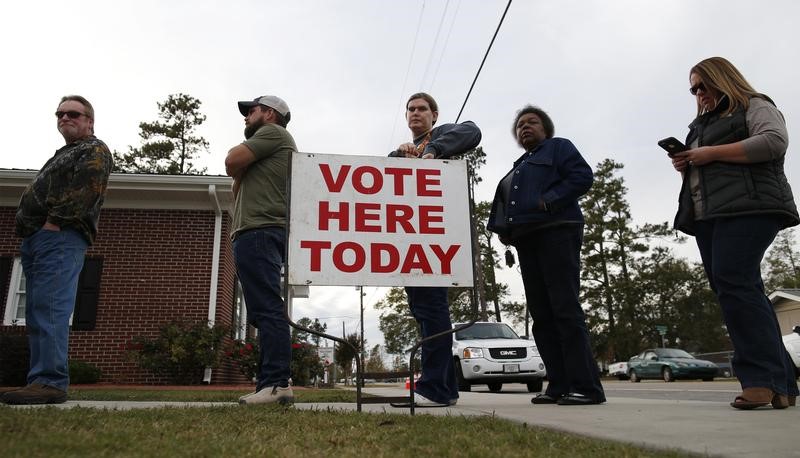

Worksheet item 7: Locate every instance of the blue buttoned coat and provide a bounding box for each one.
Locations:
[487,137,593,240]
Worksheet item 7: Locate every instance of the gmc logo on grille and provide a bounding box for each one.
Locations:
[500,350,517,356]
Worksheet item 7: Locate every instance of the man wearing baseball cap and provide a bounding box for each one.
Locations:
[225,94,296,405]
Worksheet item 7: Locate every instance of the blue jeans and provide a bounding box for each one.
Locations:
[20,228,88,391]
[405,286,459,403]
[515,224,605,400]
[695,216,799,396]
[233,227,291,390]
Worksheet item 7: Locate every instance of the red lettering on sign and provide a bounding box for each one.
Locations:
[352,166,383,195]
[319,164,351,192]
[371,243,400,273]
[417,169,442,197]
[418,205,444,234]
[300,240,331,271]
[332,242,365,273]
[385,204,415,233]
[384,167,413,195]
[354,203,382,232]
[318,201,349,231]
[430,244,460,274]
[401,244,433,274]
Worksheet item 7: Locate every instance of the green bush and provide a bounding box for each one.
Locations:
[68,360,102,384]
[226,338,324,386]
[226,337,258,380]
[127,320,229,384]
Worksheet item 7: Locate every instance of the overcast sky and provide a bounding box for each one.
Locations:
[3,0,799,353]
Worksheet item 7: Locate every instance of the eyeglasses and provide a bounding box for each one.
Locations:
[55,110,88,119]
[689,82,707,95]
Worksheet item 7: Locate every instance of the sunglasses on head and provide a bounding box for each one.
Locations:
[689,82,707,95]
[55,110,88,119]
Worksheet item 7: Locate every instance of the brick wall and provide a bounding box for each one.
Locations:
[0,206,251,385]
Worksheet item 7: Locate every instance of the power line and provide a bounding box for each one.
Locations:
[428,0,462,91]
[455,0,513,123]
[420,0,452,90]
[387,1,427,151]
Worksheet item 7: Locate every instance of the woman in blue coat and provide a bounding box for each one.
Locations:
[488,105,605,405]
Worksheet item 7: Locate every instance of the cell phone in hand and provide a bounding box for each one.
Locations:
[658,137,687,156]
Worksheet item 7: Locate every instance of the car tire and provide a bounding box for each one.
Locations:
[616,375,629,381]
[455,359,471,392]
[722,369,731,378]
[662,367,674,382]
[527,379,543,393]
[629,370,640,383]
[487,382,503,393]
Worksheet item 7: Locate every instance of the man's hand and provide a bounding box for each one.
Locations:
[396,142,419,158]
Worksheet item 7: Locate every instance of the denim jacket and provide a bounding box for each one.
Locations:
[487,137,593,239]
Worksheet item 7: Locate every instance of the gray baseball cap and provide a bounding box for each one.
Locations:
[237,95,291,123]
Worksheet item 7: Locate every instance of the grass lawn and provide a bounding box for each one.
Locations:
[0,387,692,458]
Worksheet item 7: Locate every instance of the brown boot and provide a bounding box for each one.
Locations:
[1,383,67,405]
[730,387,774,410]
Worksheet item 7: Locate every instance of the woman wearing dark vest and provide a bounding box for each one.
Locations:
[670,57,799,409]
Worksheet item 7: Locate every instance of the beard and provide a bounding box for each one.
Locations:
[244,119,265,139]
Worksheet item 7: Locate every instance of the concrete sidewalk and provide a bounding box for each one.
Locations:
[6,386,798,457]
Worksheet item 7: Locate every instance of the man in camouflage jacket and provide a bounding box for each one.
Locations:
[2,95,113,405]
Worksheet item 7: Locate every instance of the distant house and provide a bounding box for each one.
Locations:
[769,289,800,335]
[0,169,251,384]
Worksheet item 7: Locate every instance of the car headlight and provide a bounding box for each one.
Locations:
[528,346,539,357]
[462,347,484,359]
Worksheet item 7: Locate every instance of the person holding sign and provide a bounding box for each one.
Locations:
[487,105,605,406]
[389,92,481,407]
[225,95,296,405]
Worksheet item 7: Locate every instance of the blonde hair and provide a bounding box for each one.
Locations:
[690,57,769,117]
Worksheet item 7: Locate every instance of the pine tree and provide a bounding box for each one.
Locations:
[114,93,209,174]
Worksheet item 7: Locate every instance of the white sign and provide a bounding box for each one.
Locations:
[288,153,473,287]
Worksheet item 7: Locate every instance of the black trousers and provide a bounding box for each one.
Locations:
[515,224,604,400]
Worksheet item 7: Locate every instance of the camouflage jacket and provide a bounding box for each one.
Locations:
[16,135,113,244]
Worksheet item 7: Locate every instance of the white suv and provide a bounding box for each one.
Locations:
[452,322,546,393]
[784,325,800,377]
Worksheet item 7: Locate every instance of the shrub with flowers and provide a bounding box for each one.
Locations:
[227,337,259,380]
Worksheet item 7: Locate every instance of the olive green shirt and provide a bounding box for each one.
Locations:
[230,123,296,238]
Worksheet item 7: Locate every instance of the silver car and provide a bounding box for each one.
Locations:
[452,322,546,393]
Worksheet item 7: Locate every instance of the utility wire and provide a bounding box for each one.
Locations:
[429,0,462,91]
[420,0,451,90]
[387,1,427,151]
[455,0,513,123]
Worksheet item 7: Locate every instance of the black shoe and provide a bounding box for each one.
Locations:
[531,393,561,404]
[557,392,605,406]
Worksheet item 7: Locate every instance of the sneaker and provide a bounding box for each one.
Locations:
[238,390,257,403]
[239,385,294,405]
[1,383,67,405]
[390,393,450,408]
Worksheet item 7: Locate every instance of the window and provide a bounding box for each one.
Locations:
[3,258,26,325]
[232,281,248,340]
[3,257,103,329]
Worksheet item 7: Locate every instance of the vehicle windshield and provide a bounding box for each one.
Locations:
[656,349,694,359]
[455,323,519,340]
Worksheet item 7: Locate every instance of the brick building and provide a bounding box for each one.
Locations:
[0,169,252,384]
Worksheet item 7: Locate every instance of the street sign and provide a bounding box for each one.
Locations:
[655,325,667,335]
